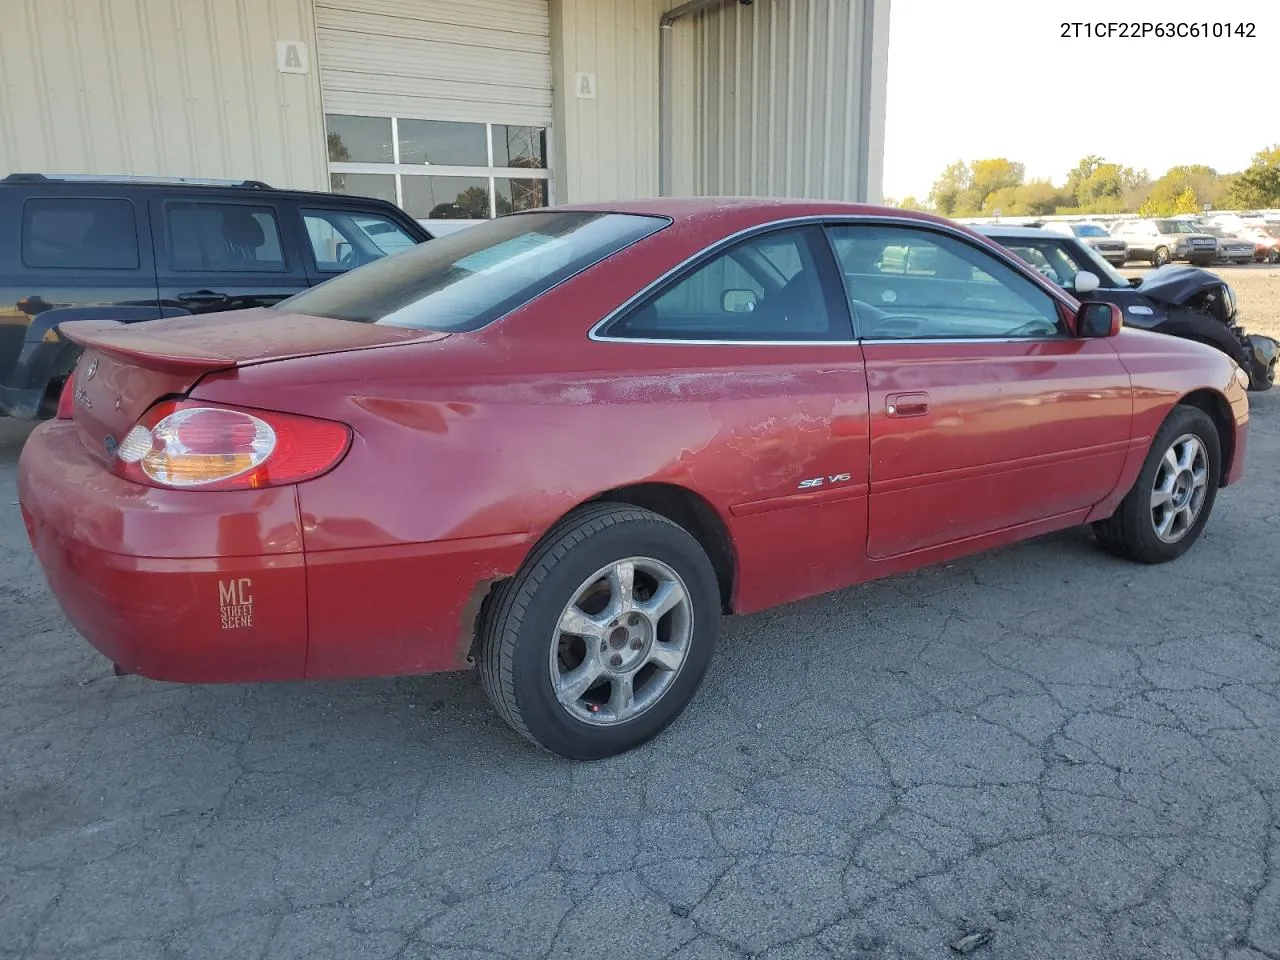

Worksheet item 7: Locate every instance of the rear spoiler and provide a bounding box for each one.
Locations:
[58,319,238,375]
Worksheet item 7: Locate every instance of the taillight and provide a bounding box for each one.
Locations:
[55,370,76,420]
[111,401,350,491]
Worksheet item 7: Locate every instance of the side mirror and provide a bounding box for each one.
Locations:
[1072,270,1100,295]
[722,289,759,314]
[1076,301,1122,338]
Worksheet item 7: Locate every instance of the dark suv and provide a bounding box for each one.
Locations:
[0,174,432,419]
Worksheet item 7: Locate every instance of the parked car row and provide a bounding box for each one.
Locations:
[970,213,1280,268]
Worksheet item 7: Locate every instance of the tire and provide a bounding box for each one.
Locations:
[477,503,720,760]
[1092,405,1221,564]
[1250,356,1276,392]
[1153,246,1171,267]
[1268,249,1279,264]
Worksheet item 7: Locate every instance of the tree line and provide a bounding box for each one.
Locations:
[888,145,1280,218]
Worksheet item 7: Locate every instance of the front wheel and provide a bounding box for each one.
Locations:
[1153,246,1171,267]
[1268,248,1280,264]
[477,504,720,760]
[1092,405,1221,564]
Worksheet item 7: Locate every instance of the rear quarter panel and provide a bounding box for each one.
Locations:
[194,333,871,617]
[190,212,877,617]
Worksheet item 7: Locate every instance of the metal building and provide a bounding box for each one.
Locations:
[0,0,890,228]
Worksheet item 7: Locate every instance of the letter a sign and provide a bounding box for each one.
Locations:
[277,40,309,74]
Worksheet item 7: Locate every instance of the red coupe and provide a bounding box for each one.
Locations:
[19,200,1250,759]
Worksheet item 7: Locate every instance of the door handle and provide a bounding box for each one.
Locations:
[886,392,930,417]
[177,290,229,305]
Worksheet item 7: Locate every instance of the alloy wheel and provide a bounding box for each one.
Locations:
[1150,434,1209,543]
[549,557,694,725]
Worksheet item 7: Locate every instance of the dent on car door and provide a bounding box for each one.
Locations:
[151,198,308,314]
[827,222,1134,560]
[600,224,869,611]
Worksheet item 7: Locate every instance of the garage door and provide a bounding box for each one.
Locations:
[316,0,552,221]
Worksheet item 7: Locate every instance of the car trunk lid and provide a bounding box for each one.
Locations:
[59,309,446,463]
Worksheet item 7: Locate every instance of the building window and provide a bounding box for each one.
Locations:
[325,113,551,221]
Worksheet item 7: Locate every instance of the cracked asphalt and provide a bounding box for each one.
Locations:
[2,388,1279,960]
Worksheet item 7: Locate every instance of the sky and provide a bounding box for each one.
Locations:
[882,0,1280,201]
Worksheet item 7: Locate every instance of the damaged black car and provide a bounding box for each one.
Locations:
[977,224,1277,391]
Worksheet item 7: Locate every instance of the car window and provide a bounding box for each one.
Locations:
[995,237,1127,289]
[165,202,286,272]
[1003,244,1060,282]
[1072,224,1108,237]
[21,198,140,270]
[828,224,1064,340]
[278,211,666,332]
[303,209,418,272]
[607,226,848,342]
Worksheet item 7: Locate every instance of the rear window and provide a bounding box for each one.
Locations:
[21,198,140,270]
[276,211,667,332]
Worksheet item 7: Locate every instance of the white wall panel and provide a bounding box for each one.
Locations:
[549,0,888,205]
[0,0,328,190]
[684,0,888,202]
[548,0,668,203]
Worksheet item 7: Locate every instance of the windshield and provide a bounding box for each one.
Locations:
[276,212,668,331]
[1071,224,1108,237]
[995,235,1129,290]
[1155,220,1198,234]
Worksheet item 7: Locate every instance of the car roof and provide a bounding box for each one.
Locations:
[0,172,385,205]
[972,224,1054,239]
[552,196,951,229]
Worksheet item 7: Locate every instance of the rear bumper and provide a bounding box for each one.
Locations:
[19,421,310,681]
[18,421,529,682]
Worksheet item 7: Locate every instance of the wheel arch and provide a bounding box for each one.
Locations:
[588,483,737,614]
[1176,388,1235,483]
[464,483,738,666]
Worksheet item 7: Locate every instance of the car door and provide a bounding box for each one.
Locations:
[596,223,870,610]
[150,195,308,315]
[1115,222,1143,259]
[827,221,1132,560]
